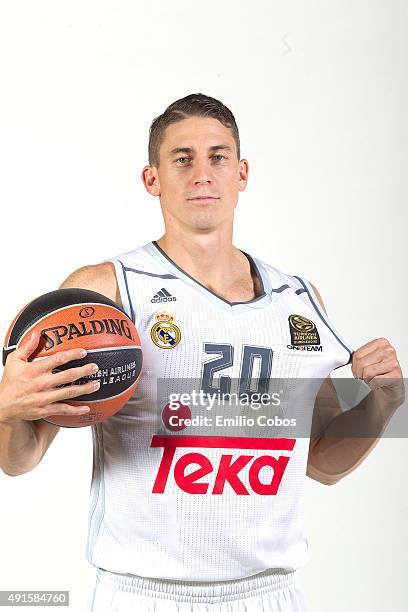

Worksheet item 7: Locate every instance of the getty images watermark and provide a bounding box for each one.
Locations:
[165,389,297,429]
[155,377,408,438]
[168,389,283,410]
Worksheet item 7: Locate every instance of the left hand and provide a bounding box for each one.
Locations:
[351,337,405,408]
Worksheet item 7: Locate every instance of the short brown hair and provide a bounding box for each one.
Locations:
[148,93,241,168]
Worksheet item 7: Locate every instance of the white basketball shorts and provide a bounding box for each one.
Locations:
[88,567,310,611]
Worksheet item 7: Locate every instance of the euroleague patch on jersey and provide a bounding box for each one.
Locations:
[288,314,321,350]
[150,310,181,349]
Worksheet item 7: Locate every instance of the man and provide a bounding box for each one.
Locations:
[0,93,404,611]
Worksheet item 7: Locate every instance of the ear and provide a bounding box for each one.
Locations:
[238,159,249,192]
[141,165,161,197]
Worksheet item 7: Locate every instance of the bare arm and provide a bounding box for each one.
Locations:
[0,261,120,476]
[306,282,404,485]
[306,373,385,485]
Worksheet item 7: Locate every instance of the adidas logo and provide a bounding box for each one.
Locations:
[151,288,177,303]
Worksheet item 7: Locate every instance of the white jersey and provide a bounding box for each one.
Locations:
[85,240,353,581]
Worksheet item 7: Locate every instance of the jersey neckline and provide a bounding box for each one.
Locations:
[147,240,270,308]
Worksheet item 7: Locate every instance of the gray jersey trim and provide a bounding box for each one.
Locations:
[119,262,178,323]
[118,261,135,323]
[124,266,178,280]
[89,569,101,612]
[104,259,134,323]
[86,425,100,563]
[293,275,353,366]
[271,284,290,293]
[87,424,106,564]
[149,240,268,307]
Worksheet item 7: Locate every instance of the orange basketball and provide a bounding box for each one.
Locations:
[2,288,143,427]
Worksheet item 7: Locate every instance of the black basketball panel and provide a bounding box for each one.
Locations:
[6,288,127,349]
[49,346,143,402]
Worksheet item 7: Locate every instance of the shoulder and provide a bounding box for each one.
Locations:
[58,261,122,307]
[308,281,327,314]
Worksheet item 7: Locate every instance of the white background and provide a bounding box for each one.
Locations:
[0,1,407,610]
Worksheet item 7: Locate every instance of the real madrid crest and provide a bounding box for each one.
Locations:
[150,310,181,349]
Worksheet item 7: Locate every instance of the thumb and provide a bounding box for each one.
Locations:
[13,329,42,362]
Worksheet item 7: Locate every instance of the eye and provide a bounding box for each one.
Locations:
[175,154,226,165]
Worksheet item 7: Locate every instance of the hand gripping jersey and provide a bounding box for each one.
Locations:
[86,241,353,581]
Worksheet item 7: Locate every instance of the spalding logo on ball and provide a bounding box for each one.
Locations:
[2,288,143,428]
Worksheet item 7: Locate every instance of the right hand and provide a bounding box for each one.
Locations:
[0,329,100,424]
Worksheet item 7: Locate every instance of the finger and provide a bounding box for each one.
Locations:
[353,338,389,360]
[41,379,101,404]
[365,373,405,392]
[44,362,99,389]
[13,329,43,362]
[33,347,88,373]
[41,403,91,417]
[360,358,397,383]
[353,347,391,379]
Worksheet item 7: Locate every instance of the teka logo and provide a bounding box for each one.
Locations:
[150,436,295,495]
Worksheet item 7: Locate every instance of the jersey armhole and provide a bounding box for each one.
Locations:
[103,258,135,323]
[293,275,354,366]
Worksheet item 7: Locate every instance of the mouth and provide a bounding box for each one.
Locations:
[187,196,220,203]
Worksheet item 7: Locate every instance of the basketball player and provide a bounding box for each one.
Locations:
[0,94,404,611]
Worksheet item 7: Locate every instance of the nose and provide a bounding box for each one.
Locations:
[192,159,213,185]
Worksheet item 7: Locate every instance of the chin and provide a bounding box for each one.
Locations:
[192,207,232,229]
[191,223,218,231]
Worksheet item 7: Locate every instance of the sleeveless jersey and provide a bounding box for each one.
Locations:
[85,240,353,581]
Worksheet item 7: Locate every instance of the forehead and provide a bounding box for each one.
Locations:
[161,116,235,152]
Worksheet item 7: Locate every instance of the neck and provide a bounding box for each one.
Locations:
[155,231,249,292]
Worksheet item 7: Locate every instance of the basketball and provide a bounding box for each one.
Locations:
[2,288,143,427]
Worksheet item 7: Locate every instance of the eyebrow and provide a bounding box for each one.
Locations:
[168,144,233,158]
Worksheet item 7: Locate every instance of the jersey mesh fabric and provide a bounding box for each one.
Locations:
[85,241,353,581]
